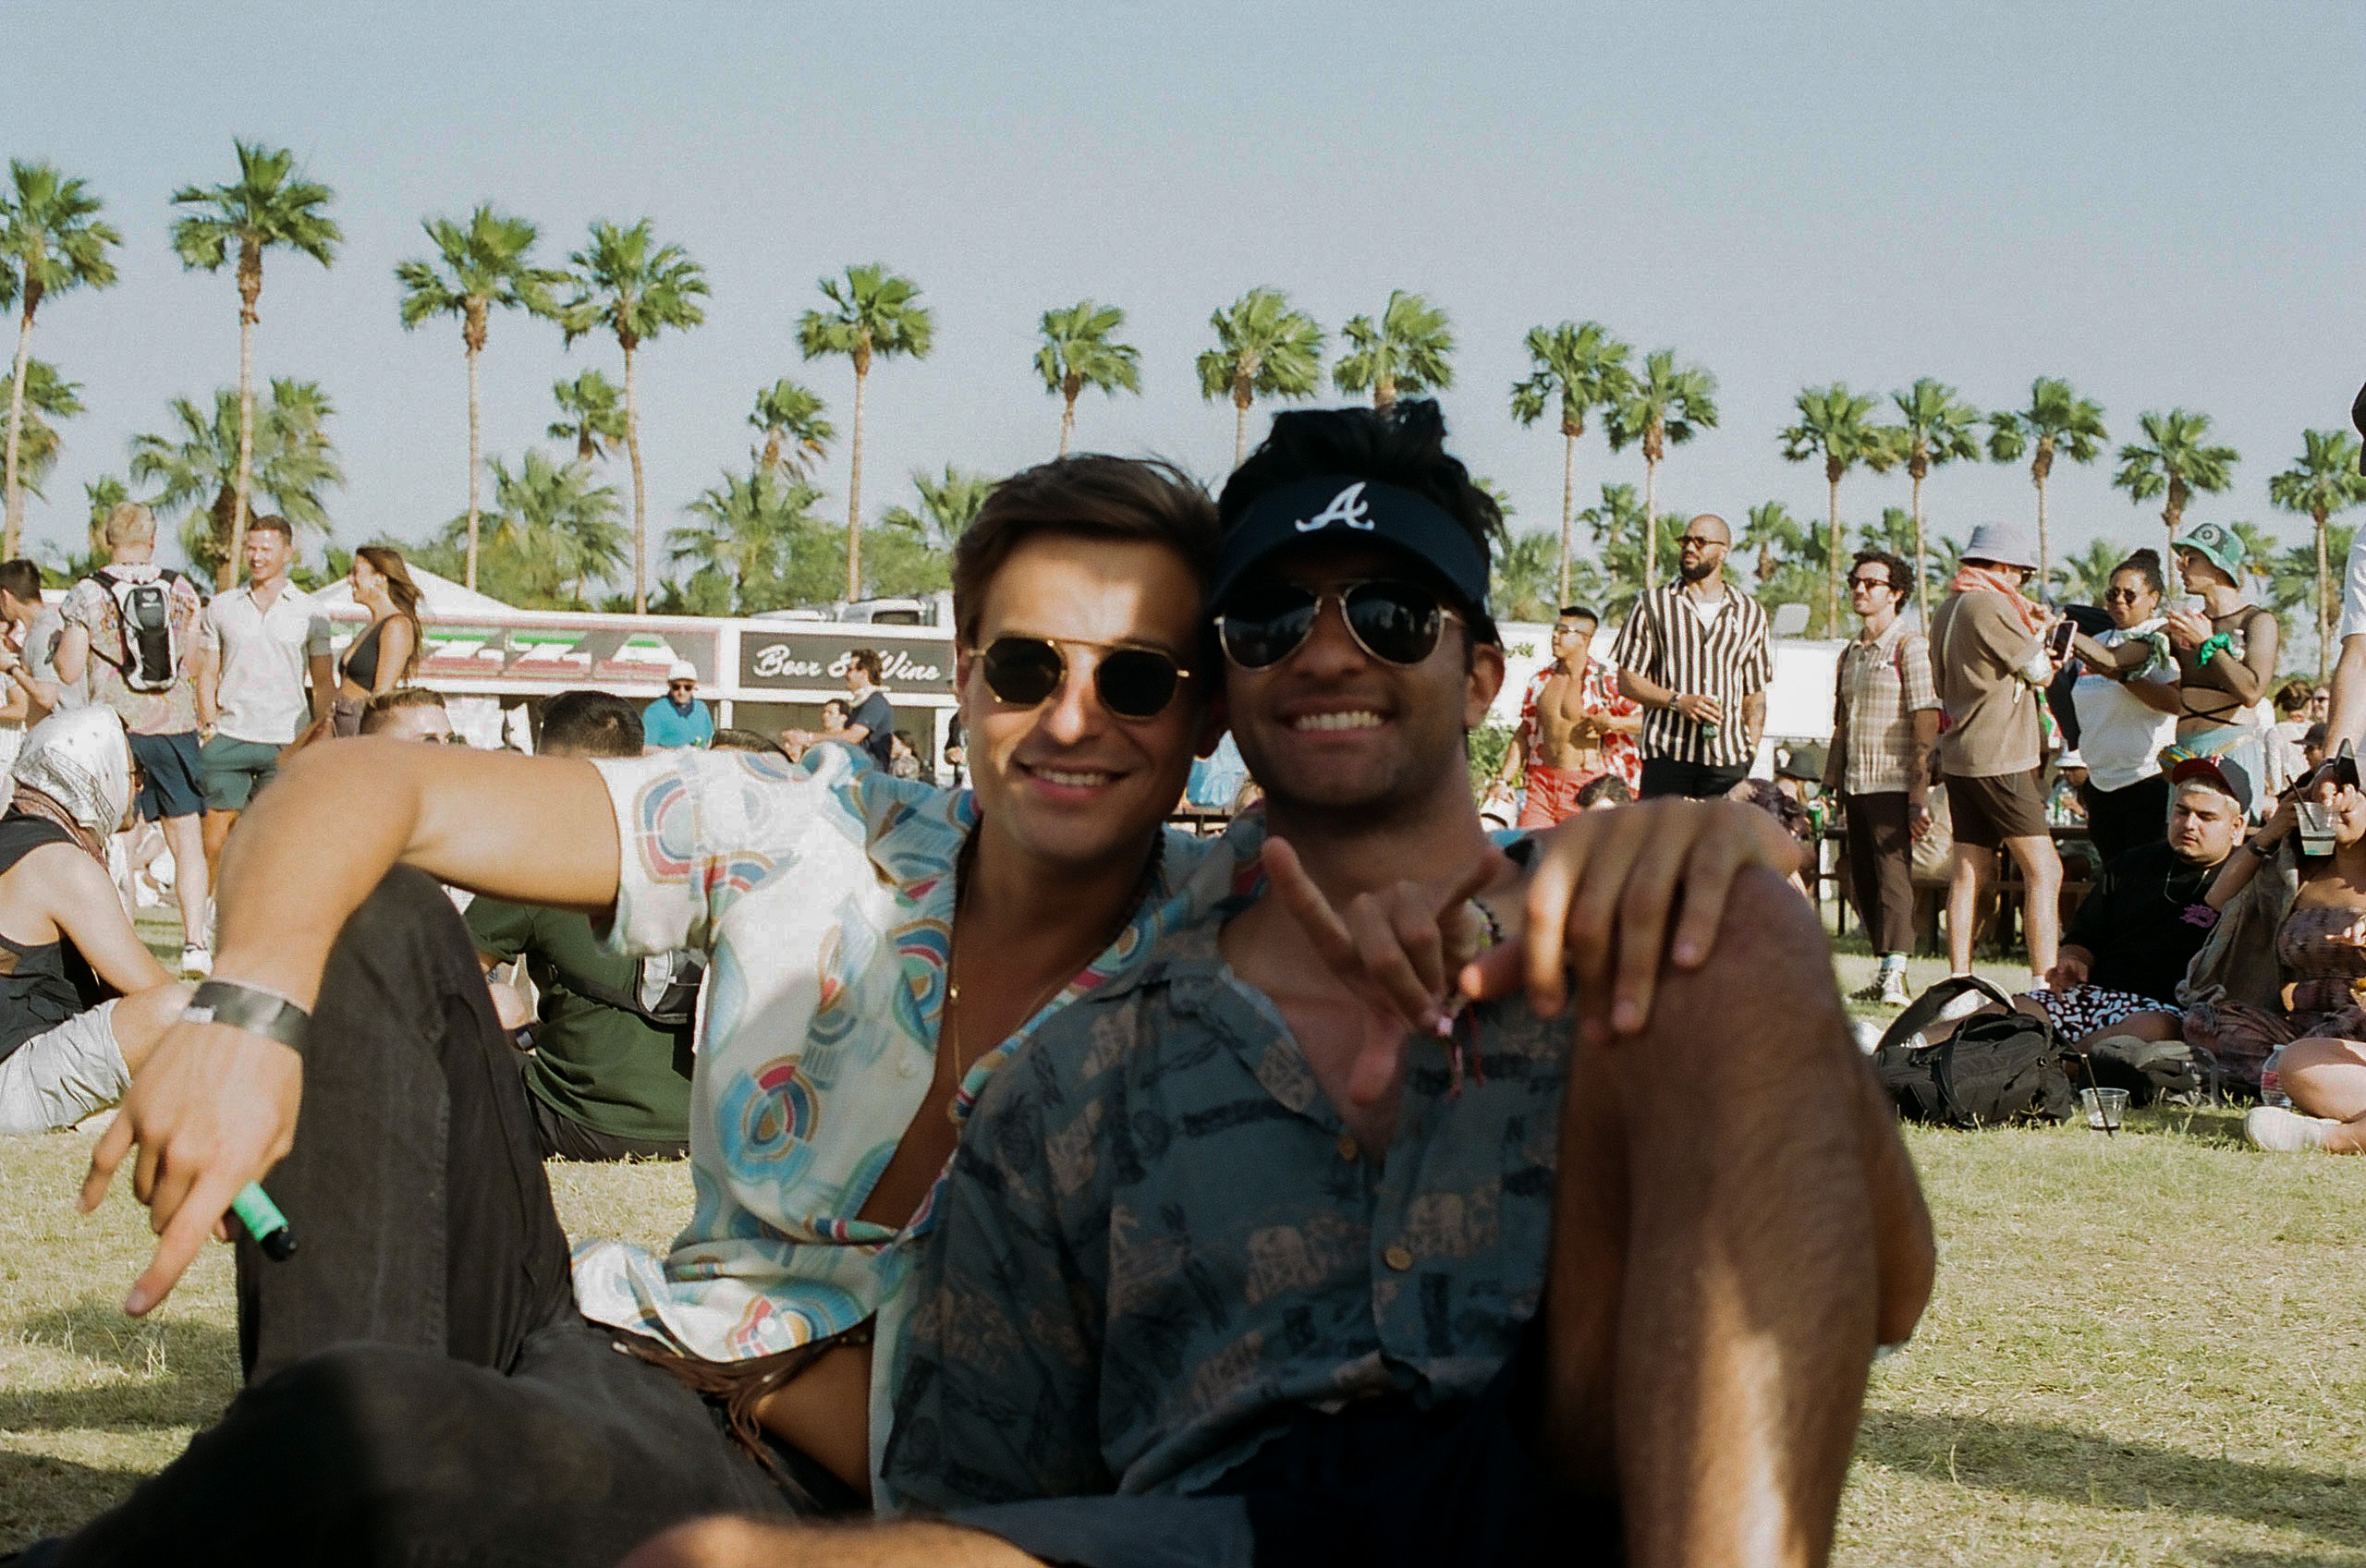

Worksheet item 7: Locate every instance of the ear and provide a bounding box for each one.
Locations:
[1193,688,1230,761]
[1464,641,1506,731]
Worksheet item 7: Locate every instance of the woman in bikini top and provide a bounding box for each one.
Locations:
[2165,540,2277,738]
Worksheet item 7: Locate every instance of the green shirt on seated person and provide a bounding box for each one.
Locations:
[466,894,694,1147]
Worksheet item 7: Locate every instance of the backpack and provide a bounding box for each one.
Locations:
[543,951,705,1032]
[1872,975,2075,1127]
[2081,1034,2224,1109]
[91,568,184,693]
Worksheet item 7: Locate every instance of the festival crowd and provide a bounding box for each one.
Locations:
[0,387,2360,1566]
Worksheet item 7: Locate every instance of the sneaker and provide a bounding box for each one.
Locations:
[1877,970,1911,1007]
[179,944,213,979]
[2246,1105,2336,1152]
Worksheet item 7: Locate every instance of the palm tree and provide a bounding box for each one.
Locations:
[1491,529,1561,624]
[872,464,994,599]
[1780,383,1901,633]
[668,468,833,614]
[548,370,627,463]
[799,263,934,603]
[395,205,566,592]
[1331,290,1455,410]
[450,449,626,607]
[1986,378,2107,609]
[2113,407,2238,590]
[1580,481,1683,624]
[0,359,81,503]
[1196,287,1325,468]
[130,380,343,584]
[0,162,119,558]
[1035,300,1140,455]
[1509,322,1633,603]
[1887,378,1983,622]
[561,220,709,614]
[748,379,834,479]
[1605,348,1717,590]
[168,140,340,589]
[2268,430,2366,677]
[1739,500,1834,632]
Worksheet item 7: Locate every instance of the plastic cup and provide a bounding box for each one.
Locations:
[2080,1087,2129,1135]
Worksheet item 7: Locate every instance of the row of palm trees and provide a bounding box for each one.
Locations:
[7,145,2365,648]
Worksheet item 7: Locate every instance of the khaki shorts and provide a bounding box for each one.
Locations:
[1943,769,2050,850]
[0,1000,127,1135]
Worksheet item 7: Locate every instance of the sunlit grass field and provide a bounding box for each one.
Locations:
[0,935,2359,1562]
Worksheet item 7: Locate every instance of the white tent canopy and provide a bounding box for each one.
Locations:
[309,564,520,619]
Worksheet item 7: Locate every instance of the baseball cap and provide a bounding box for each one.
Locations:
[666,661,697,683]
[1210,476,1494,633]
[2174,521,2247,585]
[2168,753,2252,813]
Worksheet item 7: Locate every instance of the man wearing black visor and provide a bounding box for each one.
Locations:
[832,402,1934,1568]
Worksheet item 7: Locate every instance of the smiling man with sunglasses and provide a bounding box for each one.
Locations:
[831,404,1935,1568]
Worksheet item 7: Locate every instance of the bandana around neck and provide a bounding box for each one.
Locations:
[1950,562,2047,635]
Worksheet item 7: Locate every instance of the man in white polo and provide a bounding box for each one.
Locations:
[192,516,334,881]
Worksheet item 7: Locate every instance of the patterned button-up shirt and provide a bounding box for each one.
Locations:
[1516,658,1642,794]
[1834,616,1939,796]
[571,746,1246,1488]
[882,899,1567,1512]
[1610,582,1774,769]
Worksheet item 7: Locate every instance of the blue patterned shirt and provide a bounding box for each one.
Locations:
[882,908,1567,1510]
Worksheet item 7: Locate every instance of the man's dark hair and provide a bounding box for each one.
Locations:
[248,514,295,542]
[0,559,42,603]
[1218,398,1504,580]
[538,689,643,759]
[1558,605,1598,626]
[1577,773,1631,808]
[951,456,1221,656]
[712,727,790,760]
[1851,550,1911,595]
[849,648,884,683]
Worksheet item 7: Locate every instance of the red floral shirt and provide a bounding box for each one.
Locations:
[1517,659,1641,794]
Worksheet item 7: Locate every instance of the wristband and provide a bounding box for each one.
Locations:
[185,980,311,1055]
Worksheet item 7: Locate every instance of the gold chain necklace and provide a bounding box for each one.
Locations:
[940,833,1159,1124]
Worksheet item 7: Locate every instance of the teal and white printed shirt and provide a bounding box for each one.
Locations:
[569,744,1251,1486]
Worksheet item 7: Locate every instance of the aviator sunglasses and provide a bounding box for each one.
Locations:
[970,636,1189,720]
[1216,578,1462,671]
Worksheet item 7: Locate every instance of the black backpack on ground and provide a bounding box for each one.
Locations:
[1873,976,2076,1128]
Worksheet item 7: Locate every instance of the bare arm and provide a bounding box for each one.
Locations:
[368,620,414,697]
[55,621,88,687]
[2207,801,2292,910]
[1617,665,1672,710]
[2332,636,2366,753]
[1742,688,1766,751]
[40,846,177,995]
[307,652,335,724]
[835,723,872,746]
[2211,610,2277,709]
[2067,630,2151,674]
[84,738,623,1314]
[2126,675,2183,716]
[191,640,221,728]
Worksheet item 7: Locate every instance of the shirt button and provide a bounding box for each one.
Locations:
[1383,1245,1414,1272]
[1335,1135,1360,1163]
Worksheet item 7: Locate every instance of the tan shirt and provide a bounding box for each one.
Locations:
[1929,590,2043,779]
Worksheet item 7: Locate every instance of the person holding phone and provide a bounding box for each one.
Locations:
[1928,523,2067,990]
[2065,548,2181,865]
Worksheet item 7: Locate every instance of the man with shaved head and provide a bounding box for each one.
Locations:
[1614,513,1774,799]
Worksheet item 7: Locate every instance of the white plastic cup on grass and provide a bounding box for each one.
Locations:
[2080,1087,2129,1136]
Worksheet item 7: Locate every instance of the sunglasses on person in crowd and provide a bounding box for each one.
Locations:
[970,636,1189,720]
[2103,587,2147,603]
[1677,532,1726,550]
[668,681,696,692]
[1215,578,1462,671]
[1848,573,1895,591]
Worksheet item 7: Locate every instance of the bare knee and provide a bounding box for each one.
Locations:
[112,982,193,1074]
[2279,1037,2366,1076]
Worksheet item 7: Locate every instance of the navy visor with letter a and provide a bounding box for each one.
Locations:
[1210,475,1494,614]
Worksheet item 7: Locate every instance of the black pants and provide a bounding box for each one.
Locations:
[2080,773,2168,869]
[40,869,821,1568]
[1841,791,1916,955]
[1639,757,1750,801]
[528,1077,691,1162]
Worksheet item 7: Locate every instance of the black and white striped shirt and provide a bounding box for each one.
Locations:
[1609,581,1774,767]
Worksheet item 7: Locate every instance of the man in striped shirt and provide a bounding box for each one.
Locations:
[1613,515,1774,799]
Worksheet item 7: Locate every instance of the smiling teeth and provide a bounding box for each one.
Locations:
[1293,711,1383,732]
[1037,768,1113,786]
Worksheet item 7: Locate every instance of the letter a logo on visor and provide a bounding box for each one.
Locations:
[1295,482,1373,532]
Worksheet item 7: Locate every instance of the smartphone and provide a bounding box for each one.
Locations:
[2046,620,2076,661]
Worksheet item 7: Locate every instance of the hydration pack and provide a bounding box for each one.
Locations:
[91,569,184,693]
[1873,975,2075,1128]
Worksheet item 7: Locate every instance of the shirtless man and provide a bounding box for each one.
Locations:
[1500,606,1641,827]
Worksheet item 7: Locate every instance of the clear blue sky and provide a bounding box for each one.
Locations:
[9,0,2362,594]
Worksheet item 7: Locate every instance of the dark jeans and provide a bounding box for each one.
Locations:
[38,869,821,1568]
[528,1076,691,1162]
[1639,757,1750,801]
[2080,773,2169,869]
[1841,790,1916,955]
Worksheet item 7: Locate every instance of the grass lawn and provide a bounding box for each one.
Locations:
[0,931,2360,1561]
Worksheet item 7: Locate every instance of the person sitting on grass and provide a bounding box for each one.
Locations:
[470,690,696,1162]
[0,710,192,1136]
[2026,757,2247,1047]
[632,402,1935,1568]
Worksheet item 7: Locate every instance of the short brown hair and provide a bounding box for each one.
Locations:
[951,456,1220,659]
[849,648,884,683]
[248,514,295,543]
[359,686,445,735]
